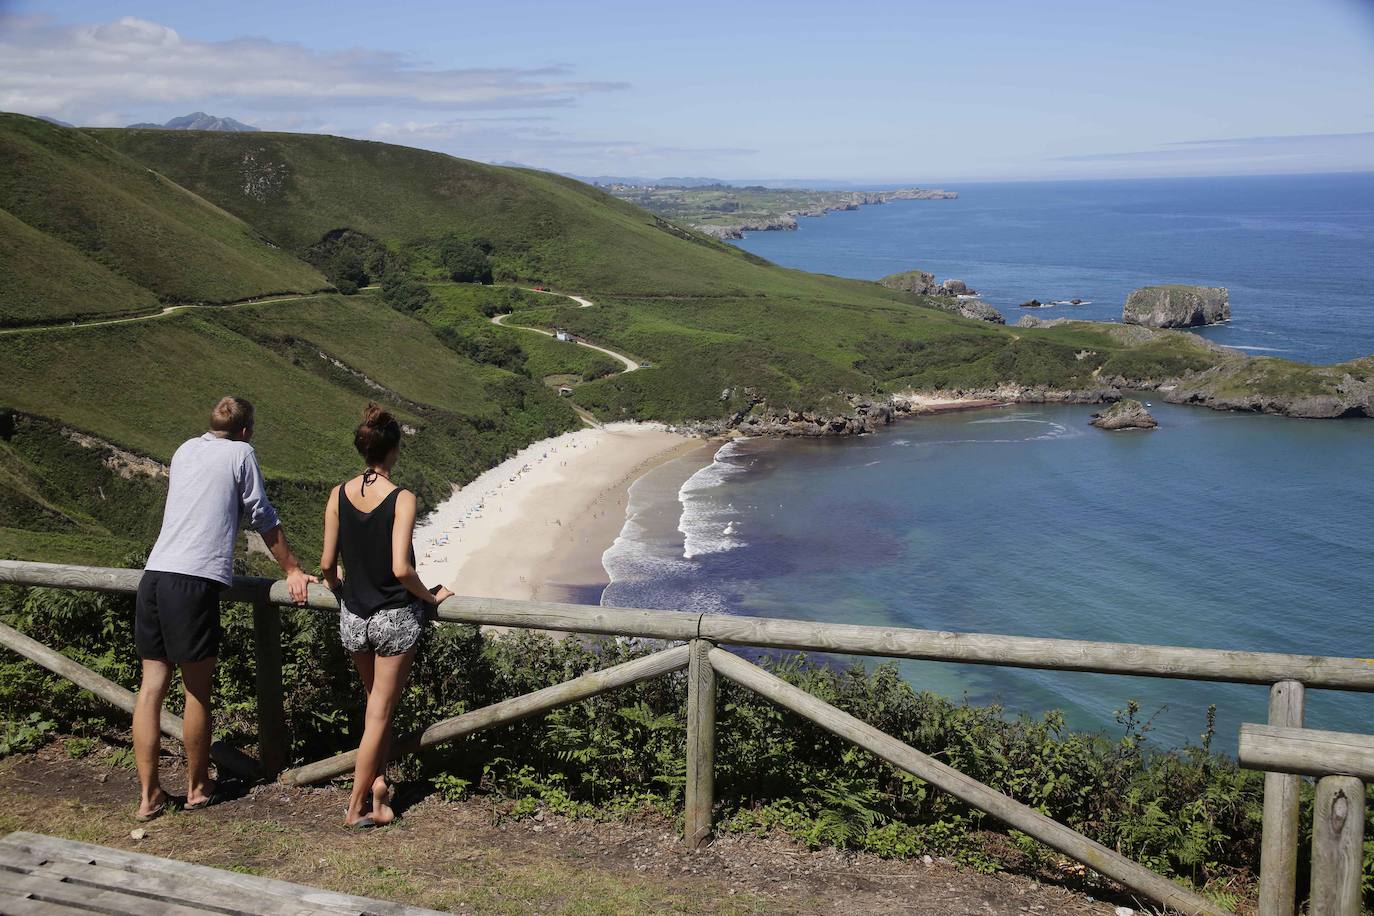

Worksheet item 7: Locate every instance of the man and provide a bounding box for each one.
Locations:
[132,396,314,820]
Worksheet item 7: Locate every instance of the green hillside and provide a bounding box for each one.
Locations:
[0,114,327,317]
[0,294,577,562]
[1,114,1368,564]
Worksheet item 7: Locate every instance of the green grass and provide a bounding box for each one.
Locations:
[0,208,158,326]
[0,114,327,312]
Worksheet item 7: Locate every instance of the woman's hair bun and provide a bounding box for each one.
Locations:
[355,402,402,463]
[361,402,395,429]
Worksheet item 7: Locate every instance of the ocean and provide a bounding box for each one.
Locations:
[601,173,1374,751]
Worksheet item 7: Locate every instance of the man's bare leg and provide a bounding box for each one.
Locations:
[179,657,217,806]
[133,659,174,817]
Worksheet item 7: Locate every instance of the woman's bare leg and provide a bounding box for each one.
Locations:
[346,650,413,824]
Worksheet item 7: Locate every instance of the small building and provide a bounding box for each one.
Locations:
[558,386,574,397]
[555,329,572,342]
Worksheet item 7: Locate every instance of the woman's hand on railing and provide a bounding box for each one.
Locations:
[429,585,454,606]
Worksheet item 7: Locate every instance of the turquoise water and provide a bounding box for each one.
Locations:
[603,175,1374,751]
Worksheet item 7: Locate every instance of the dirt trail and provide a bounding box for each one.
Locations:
[0,289,352,336]
[490,289,640,373]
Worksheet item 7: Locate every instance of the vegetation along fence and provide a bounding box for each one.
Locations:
[1,559,1371,916]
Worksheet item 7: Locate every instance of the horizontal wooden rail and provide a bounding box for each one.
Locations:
[0,620,261,780]
[709,647,1229,916]
[6,560,1374,690]
[1240,723,1374,780]
[281,644,691,785]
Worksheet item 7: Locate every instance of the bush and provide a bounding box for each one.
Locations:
[437,235,493,285]
[303,228,393,291]
[380,275,432,313]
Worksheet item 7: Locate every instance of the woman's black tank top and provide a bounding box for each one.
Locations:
[338,484,416,617]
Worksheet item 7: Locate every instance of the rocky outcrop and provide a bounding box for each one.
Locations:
[952,299,1005,324]
[1090,399,1157,430]
[1015,315,1074,328]
[1163,357,1374,418]
[1123,285,1229,328]
[1019,299,1045,309]
[879,270,939,296]
[880,271,1001,323]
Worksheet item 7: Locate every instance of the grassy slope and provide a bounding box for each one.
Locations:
[0,208,158,326]
[0,294,577,561]
[0,114,327,311]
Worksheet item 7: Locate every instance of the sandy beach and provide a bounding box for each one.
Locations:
[414,423,709,604]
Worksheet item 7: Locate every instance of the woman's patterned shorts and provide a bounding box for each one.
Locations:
[339,599,426,656]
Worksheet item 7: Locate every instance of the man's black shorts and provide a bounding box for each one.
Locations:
[135,571,223,662]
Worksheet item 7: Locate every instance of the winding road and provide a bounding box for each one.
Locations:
[490,289,640,373]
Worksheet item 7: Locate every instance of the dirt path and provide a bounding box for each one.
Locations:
[0,748,1120,915]
[491,289,641,373]
[0,289,358,337]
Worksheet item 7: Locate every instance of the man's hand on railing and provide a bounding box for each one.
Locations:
[285,566,317,605]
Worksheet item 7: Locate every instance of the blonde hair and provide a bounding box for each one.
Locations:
[209,396,254,438]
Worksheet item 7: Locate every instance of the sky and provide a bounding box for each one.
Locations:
[2,0,1373,182]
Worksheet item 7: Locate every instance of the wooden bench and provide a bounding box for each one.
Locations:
[0,831,448,915]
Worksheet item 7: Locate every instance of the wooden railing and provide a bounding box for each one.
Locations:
[2,560,1372,916]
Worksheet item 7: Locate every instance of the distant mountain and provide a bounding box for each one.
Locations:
[127,111,259,132]
[35,115,75,128]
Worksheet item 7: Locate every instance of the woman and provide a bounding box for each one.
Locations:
[320,403,452,827]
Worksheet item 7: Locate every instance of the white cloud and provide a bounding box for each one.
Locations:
[0,13,627,121]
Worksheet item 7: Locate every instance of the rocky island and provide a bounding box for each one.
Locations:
[1123,285,1230,328]
[1090,399,1158,430]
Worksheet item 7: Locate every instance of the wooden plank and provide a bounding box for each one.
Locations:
[1258,680,1304,916]
[0,620,261,781]
[251,600,288,778]
[7,561,1374,691]
[0,867,217,915]
[16,857,326,916]
[1,833,448,916]
[684,638,716,849]
[708,648,1230,916]
[1239,724,1374,780]
[1309,776,1365,916]
[0,891,95,916]
[281,644,691,785]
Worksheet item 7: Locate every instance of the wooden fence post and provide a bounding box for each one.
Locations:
[1309,775,1365,916]
[252,599,288,778]
[1259,680,1304,916]
[684,638,716,849]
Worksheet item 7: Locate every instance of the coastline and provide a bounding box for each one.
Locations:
[414,423,710,606]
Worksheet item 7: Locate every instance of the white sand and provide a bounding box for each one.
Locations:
[413,423,703,602]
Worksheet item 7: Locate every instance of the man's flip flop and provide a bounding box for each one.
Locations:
[184,780,223,811]
[345,817,379,829]
[133,800,168,822]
